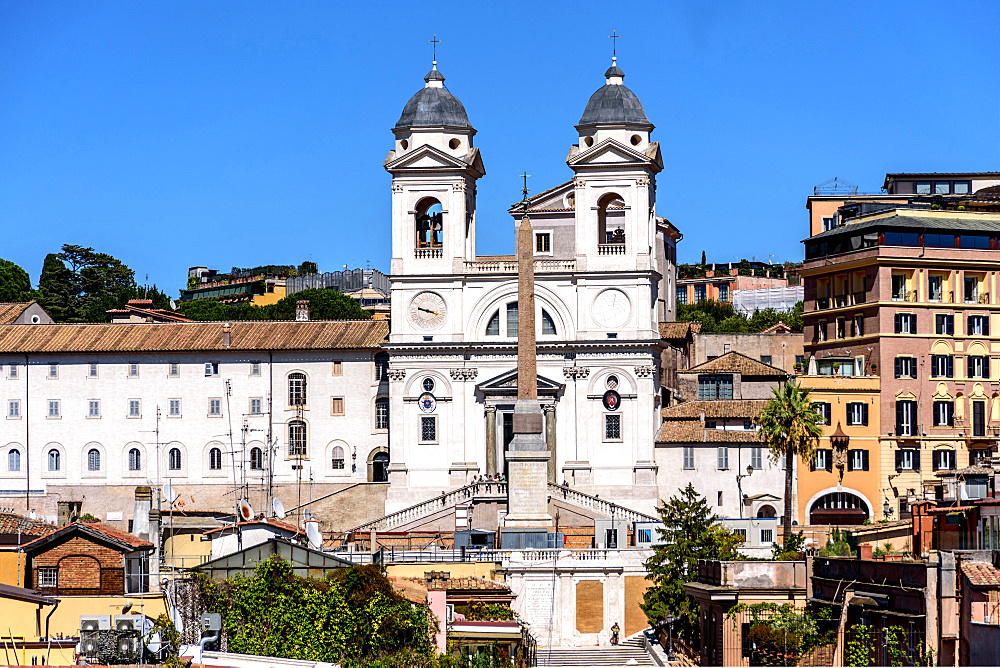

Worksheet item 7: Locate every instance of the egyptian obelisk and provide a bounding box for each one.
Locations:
[501,175,552,549]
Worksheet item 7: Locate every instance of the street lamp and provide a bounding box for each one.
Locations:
[663,615,675,662]
[736,464,754,518]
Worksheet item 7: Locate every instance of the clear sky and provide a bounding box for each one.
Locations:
[2,1,997,297]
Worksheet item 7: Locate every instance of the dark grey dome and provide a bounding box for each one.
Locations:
[394,68,473,130]
[578,66,650,127]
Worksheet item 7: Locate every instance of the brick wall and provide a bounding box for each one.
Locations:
[32,535,125,595]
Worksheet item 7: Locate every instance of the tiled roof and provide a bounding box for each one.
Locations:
[963,562,1000,588]
[659,321,702,339]
[682,351,788,377]
[0,512,56,537]
[759,321,793,334]
[806,211,1000,241]
[0,302,34,324]
[656,420,761,444]
[203,518,305,536]
[0,319,389,354]
[661,400,768,420]
[23,520,152,551]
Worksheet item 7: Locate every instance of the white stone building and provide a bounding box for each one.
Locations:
[0,319,390,521]
[383,58,681,516]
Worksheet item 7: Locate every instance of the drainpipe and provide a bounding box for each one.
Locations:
[192,629,221,665]
[44,597,59,664]
[24,354,30,514]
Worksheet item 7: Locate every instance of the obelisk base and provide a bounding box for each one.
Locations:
[502,399,551,549]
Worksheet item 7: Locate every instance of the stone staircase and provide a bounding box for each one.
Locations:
[537,635,654,667]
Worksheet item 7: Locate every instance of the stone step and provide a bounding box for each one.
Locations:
[536,638,653,667]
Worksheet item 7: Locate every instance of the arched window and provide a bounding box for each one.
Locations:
[332,446,345,470]
[168,447,182,471]
[87,448,101,471]
[288,373,307,406]
[48,449,60,472]
[288,421,307,457]
[128,448,141,471]
[8,449,20,472]
[756,505,776,519]
[810,492,869,525]
[415,199,443,249]
[209,447,222,470]
[374,397,389,431]
[541,309,557,336]
[598,193,626,245]
[486,311,500,336]
[250,447,263,470]
[374,352,390,382]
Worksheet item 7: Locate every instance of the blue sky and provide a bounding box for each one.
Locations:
[2,1,997,296]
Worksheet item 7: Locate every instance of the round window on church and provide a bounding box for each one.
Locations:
[630,134,642,146]
[400,139,408,150]
[422,377,435,393]
[606,375,619,391]
[449,138,461,149]
[584,136,594,147]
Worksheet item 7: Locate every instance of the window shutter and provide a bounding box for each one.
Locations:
[847,452,854,472]
[913,451,921,471]
[947,356,954,377]
[862,403,869,426]
[894,313,901,333]
[969,356,975,378]
[986,319,991,336]
[895,450,902,469]
[825,450,832,472]
[896,401,903,428]
[894,358,901,378]
[863,450,869,471]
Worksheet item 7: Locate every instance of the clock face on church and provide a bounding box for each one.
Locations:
[407,292,448,330]
[592,288,631,328]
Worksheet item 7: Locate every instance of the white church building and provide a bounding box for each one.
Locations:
[383,57,681,516]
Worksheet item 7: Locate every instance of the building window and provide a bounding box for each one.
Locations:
[895,448,918,471]
[415,198,443,249]
[676,286,687,305]
[717,491,723,506]
[928,275,943,301]
[250,447,263,470]
[718,285,729,302]
[7,364,17,379]
[249,398,262,415]
[128,448,141,471]
[698,374,733,400]
[506,303,519,336]
[331,446,345,470]
[814,402,831,425]
[925,234,954,249]
[374,353,390,381]
[169,362,180,377]
[8,400,20,418]
[331,360,343,376]
[288,421,307,457]
[420,416,437,443]
[209,447,222,470]
[969,356,989,379]
[47,400,60,418]
[37,568,57,588]
[760,355,772,365]
[204,361,219,377]
[935,314,954,335]
[896,400,917,436]
[847,449,869,471]
[535,233,551,253]
[933,449,955,471]
[48,449,60,471]
[760,529,774,544]
[930,355,954,378]
[965,276,980,303]
[486,311,501,336]
[915,181,931,194]
[836,318,845,339]
[717,447,729,470]
[845,402,868,426]
[795,355,806,367]
[817,320,827,342]
[969,315,990,336]
[209,398,221,416]
[541,310,557,336]
[637,529,652,544]
[954,181,971,195]
[750,447,763,470]
[47,363,58,379]
[682,446,695,470]
[169,399,181,417]
[853,315,864,337]
[129,362,139,378]
[168,448,182,471]
[891,274,908,301]
[694,285,706,302]
[375,397,389,430]
[8,448,20,472]
[933,400,955,427]
[87,448,101,471]
[894,313,916,334]
[88,363,98,378]
[604,414,622,441]
[422,377,435,393]
[128,399,141,418]
[813,449,832,472]
[88,400,100,418]
[331,397,345,416]
[288,372,307,406]
[895,357,917,379]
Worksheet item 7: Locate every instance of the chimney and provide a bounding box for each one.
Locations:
[223,323,231,348]
[296,300,310,321]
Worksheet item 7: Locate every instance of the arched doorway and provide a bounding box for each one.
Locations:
[756,505,777,519]
[809,491,869,524]
[368,448,389,483]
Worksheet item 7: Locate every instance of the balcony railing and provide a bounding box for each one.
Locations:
[463,259,577,273]
[598,243,627,255]
[891,290,917,302]
[852,291,865,304]
[895,424,921,438]
[834,294,849,308]
[415,248,443,259]
[816,298,829,310]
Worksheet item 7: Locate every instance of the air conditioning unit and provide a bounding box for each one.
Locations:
[79,631,101,658]
[80,615,112,632]
[116,630,143,663]
[115,615,143,631]
[446,604,455,623]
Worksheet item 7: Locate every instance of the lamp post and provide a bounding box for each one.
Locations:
[736,464,754,518]
[663,614,675,662]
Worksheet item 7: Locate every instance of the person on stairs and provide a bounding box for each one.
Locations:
[610,621,620,646]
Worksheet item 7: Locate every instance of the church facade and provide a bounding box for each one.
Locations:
[384,58,681,515]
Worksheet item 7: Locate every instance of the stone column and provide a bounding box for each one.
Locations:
[543,404,556,483]
[485,405,497,476]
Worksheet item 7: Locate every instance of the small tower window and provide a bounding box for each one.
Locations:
[448,138,461,149]
[416,199,443,249]
[598,193,626,245]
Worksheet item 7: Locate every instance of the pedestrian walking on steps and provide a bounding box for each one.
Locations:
[610,622,620,646]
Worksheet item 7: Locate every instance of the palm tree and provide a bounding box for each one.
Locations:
[757,382,824,543]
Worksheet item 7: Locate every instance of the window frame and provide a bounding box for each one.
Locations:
[88,362,99,378]
[814,402,832,426]
[813,448,832,472]
[169,398,182,417]
[682,446,695,470]
[933,400,955,427]
[535,232,552,254]
[127,399,141,418]
[88,399,101,419]
[168,362,180,378]
[37,568,57,588]
[47,400,60,419]
[895,356,917,379]
[204,361,219,377]
[47,363,58,379]
[208,398,222,417]
[930,354,954,378]
[935,313,954,336]
[128,448,142,471]
[7,399,21,419]
[374,396,389,432]
[847,449,869,471]
[168,447,182,471]
[894,313,916,334]
[968,356,989,379]
[717,447,729,470]
[87,448,101,472]
[288,420,308,457]
[331,397,345,416]
[209,447,223,471]
[603,413,622,442]
[331,446,346,471]
[250,361,261,377]
[845,402,868,426]
[249,397,263,416]
[47,448,60,472]
[750,447,763,470]
[420,415,438,444]
[128,362,139,378]
[288,372,307,407]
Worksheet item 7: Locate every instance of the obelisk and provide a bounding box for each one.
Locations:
[501,174,552,549]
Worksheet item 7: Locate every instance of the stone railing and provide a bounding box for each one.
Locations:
[597,243,627,255]
[347,481,507,533]
[548,483,658,524]
[415,248,443,259]
[464,259,576,273]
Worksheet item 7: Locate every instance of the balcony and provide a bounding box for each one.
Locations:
[834,294,849,308]
[598,243,627,255]
[816,298,829,310]
[415,248,443,259]
[464,258,577,274]
[852,291,866,304]
[891,290,917,303]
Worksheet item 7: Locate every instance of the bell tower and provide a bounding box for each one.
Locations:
[385,61,485,276]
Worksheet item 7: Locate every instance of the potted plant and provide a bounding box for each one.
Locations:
[870,362,878,375]
[832,362,840,373]
[793,362,802,374]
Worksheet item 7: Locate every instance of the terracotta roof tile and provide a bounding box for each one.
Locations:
[22,520,152,551]
[0,302,34,324]
[0,512,56,537]
[0,320,389,354]
[659,321,701,339]
[656,420,762,444]
[682,351,788,377]
[963,562,1000,587]
[661,400,769,420]
[203,518,305,536]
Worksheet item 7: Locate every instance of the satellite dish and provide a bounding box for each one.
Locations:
[306,520,322,550]
[169,300,177,310]
[238,499,254,522]
[163,483,179,505]
[303,508,313,521]
[272,498,286,519]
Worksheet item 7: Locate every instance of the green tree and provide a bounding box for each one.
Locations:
[271,288,369,320]
[757,382,824,543]
[0,258,35,302]
[700,250,706,266]
[641,483,742,643]
[37,253,76,321]
[298,260,318,276]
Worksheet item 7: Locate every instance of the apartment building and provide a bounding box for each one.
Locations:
[801,208,1000,514]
